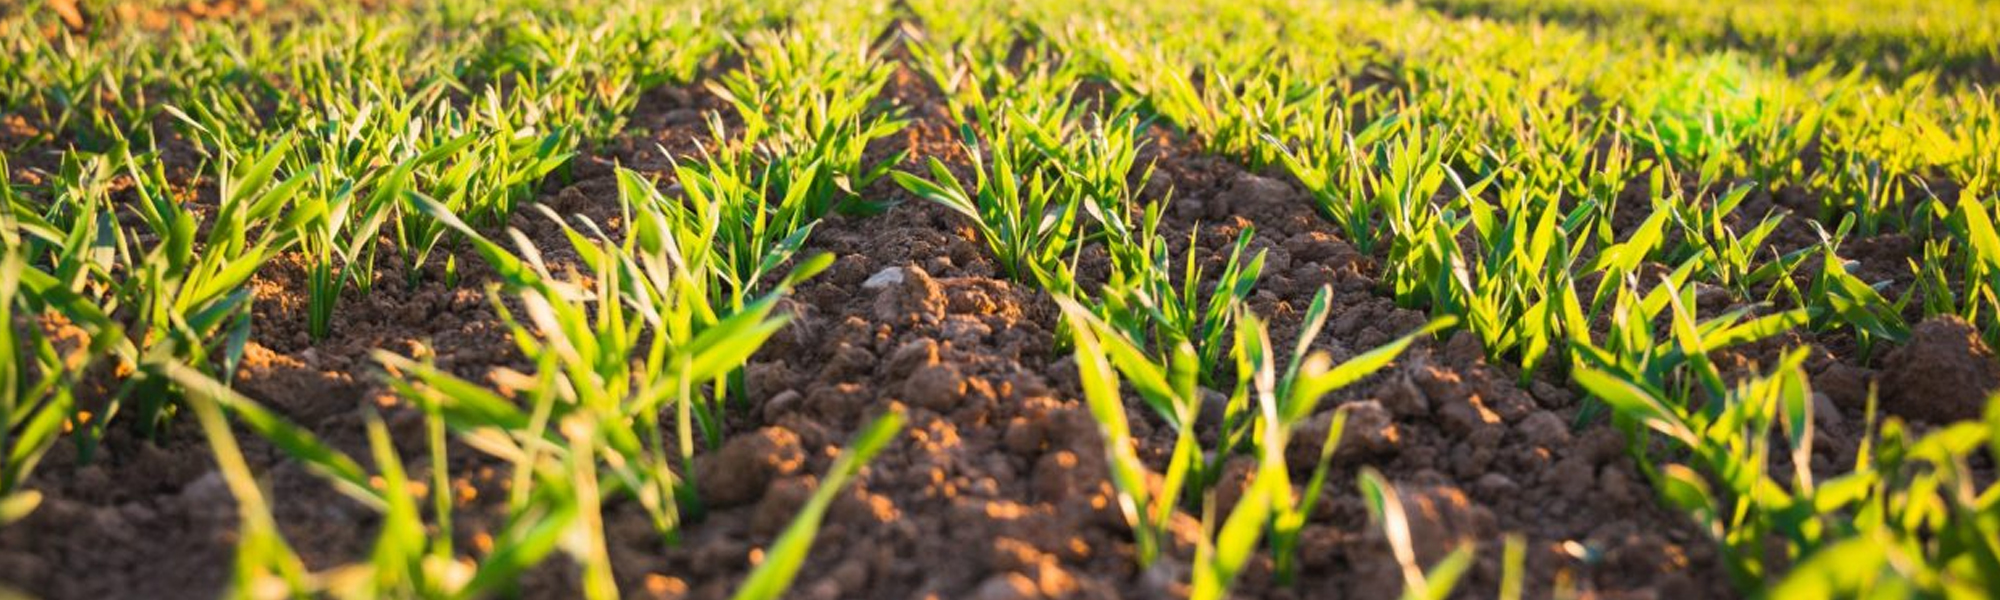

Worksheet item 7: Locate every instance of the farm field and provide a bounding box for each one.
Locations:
[1,0,1998,598]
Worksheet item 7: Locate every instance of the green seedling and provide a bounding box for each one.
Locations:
[894,124,1084,286]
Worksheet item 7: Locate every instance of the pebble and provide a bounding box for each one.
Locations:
[863,266,905,289]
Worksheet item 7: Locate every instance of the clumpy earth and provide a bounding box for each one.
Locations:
[1881,316,2000,423]
[5,25,1999,600]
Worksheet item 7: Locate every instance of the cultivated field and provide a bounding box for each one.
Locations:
[1,0,1997,598]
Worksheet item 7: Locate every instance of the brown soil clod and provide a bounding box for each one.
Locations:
[695,428,807,508]
[1880,316,2000,423]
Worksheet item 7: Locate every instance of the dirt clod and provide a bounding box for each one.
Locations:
[1880,317,2000,423]
[1376,372,1429,416]
[1515,411,1570,449]
[873,264,947,325]
[695,428,806,507]
[971,572,1042,600]
[1334,400,1399,459]
[1397,483,1497,565]
[1815,361,1876,410]
[887,338,941,379]
[1436,395,1503,441]
[904,362,967,411]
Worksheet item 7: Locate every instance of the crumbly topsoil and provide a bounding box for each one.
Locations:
[3,30,1997,600]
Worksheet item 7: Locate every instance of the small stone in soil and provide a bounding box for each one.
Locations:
[863,266,905,289]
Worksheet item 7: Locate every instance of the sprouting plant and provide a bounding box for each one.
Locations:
[1093,204,1266,388]
[1804,245,1911,360]
[165,362,589,599]
[285,88,476,340]
[1050,105,1154,209]
[1432,182,1577,380]
[38,140,316,443]
[1738,80,1829,194]
[296,162,407,341]
[1660,179,1811,300]
[1252,294,1456,584]
[395,182,829,531]
[1059,289,1449,595]
[1813,136,1917,239]
[1057,295,1205,567]
[1581,347,1818,587]
[1265,109,1379,256]
[709,27,909,217]
[1555,265,2000,592]
[640,155,822,313]
[894,124,1084,286]
[0,251,119,525]
[395,99,574,284]
[3,150,121,293]
[1942,196,2000,346]
[1768,393,2000,596]
[906,35,1086,136]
